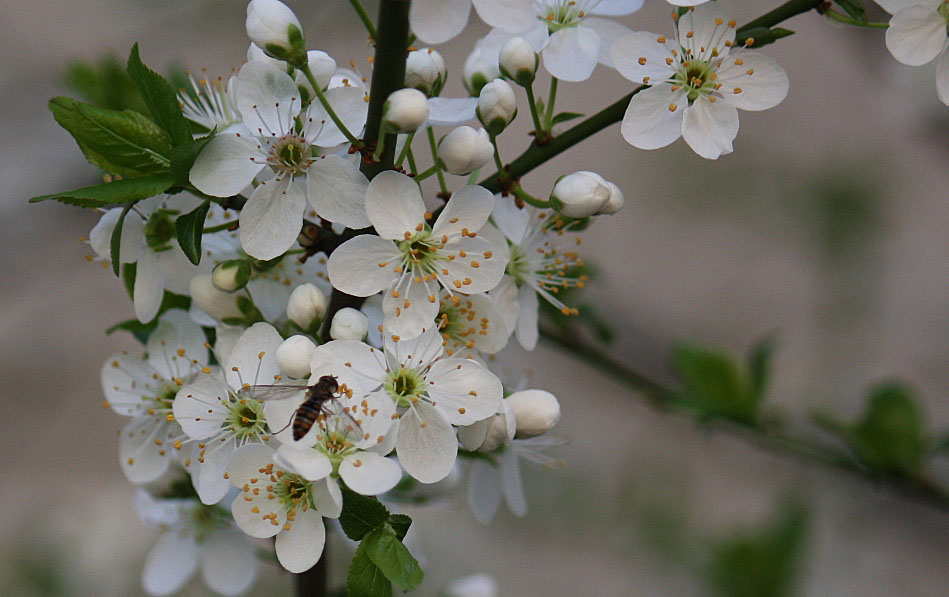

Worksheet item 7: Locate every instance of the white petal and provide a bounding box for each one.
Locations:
[591,0,644,15]
[189,133,264,197]
[937,47,949,105]
[132,250,164,324]
[229,445,286,538]
[89,208,145,262]
[439,236,507,294]
[147,309,208,378]
[678,2,734,57]
[200,528,258,596]
[467,459,501,524]
[326,235,400,296]
[274,443,333,481]
[310,340,387,393]
[410,0,471,44]
[239,178,307,260]
[236,60,300,136]
[885,5,947,66]
[275,508,325,573]
[339,452,403,495]
[515,283,538,350]
[876,0,941,15]
[458,419,489,451]
[489,275,519,339]
[426,97,478,126]
[581,18,633,67]
[305,154,371,229]
[681,98,740,160]
[310,86,369,147]
[500,448,527,516]
[396,403,458,483]
[620,84,686,150]
[311,476,343,518]
[246,277,291,322]
[611,31,677,85]
[174,376,229,440]
[369,416,400,456]
[195,436,237,505]
[478,221,510,262]
[382,271,441,338]
[384,325,445,371]
[472,0,536,32]
[433,184,495,238]
[142,531,198,596]
[427,358,503,425]
[119,417,173,484]
[365,170,426,240]
[481,22,549,66]
[716,52,789,111]
[101,353,158,416]
[225,322,285,391]
[465,293,511,353]
[489,194,530,244]
[542,26,601,82]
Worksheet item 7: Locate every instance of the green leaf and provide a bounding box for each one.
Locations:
[30,175,174,207]
[747,336,776,404]
[347,540,392,597]
[170,132,216,187]
[850,382,928,475]
[550,111,584,126]
[65,54,148,114]
[736,27,795,49]
[362,527,424,592]
[122,262,137,299]
[175,201,211,265]
[387,514,411,542]
[339,487,390,541]
[672,343,757,424]
[833,0,867,23]
[126,43,192,147]
[106,318,157,345]
[110,202,136,277]
[49,96,172,176]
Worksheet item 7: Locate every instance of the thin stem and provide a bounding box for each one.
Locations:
[348,0,377,39]
[371,126,387,162]
[406,144,419,174]
[490,134,505,174]
[511,184,550,208]
[303,64,362,148]
[413,164,439,181]
[395,131,416,168]
[544,77,558,127]
[426,126,449,194]
[737,0,824,33]
[524,82,545,139]
[824,8,889,28]
[202,221,237,233]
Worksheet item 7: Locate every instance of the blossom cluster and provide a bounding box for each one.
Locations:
[35,0,944,594]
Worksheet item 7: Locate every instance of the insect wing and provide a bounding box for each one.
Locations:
[238,384,309,402]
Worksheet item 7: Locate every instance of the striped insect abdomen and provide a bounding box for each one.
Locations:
[292,398,323,441]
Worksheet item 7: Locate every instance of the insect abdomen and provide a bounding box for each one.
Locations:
[293,400,322,441]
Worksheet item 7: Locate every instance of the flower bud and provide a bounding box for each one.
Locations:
[479,412,514,452]
[275,335,316,379]
[405,48,446,97]
[507,389,561,438]
[499,37,538,87]
[295,50,337,97]
[287,283,328,331]
[329,307,369,340]
[476,79,517,136]
[549,171,611,218]
[438,126,493,175]
[463,41,500,97]
[382,88,429,133]
[597,181,625,215]
[189,274,243,322]
[245,0,306,66]
[211,259,251,292]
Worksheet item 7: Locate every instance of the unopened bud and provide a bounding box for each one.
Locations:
[438,126,493,175]
[499,37,537,87]
[189,274,243,322]
[507,389,561,438]
[296,50,336,97]
[382,88,429,133]
[463,41,500,97]
[287,283,328,331]
[405,48,446,97]
[479,411,514,452]
[245,0,306,66]
[211,260,251,292]
[597,181,625,215]
[477,79,517,136]
[550,171,611,218]
[275,335,316,379]
[330,307,369,340]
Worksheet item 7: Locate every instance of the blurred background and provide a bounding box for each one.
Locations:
[1,0,947,595]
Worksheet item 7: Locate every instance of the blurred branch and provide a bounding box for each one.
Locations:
[538,325,949,512]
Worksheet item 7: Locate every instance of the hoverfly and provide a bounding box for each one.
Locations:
[239,375,357,441]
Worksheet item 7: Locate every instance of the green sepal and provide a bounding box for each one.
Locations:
[235,295,264,325]
[170,131,216,187]
[550,112,584,126]
[175,201,211,265]
[122,262,137,299]
[833,0,867,23]
[339,487,390,541]
[48,96,173,176]
[347,540,393,597]
[110,202,137,276]
[361,526,423,592]
[672,343,758,425]
[849,382,928,475]
[736,27,795,49]
[30,175,174,207]
[126,43,192,146]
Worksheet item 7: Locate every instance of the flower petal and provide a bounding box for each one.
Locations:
[237,60,300,136]
[340,452,403,495]
[590,0,644,15]
[885,4,947,66]
[581,18,633,67]
[311,476,343,518]
[142,530,198,596]
[383,325,445,370]
[515,283,538,350]
[542,26,601,82]
[305,154,371,229]
[678,2,734,57]
[426,97,478,126]
[225,322,285,392]
[481,22,549,66]
[433,184,495,238]
[681,98,740,160]
[500,447,527,516]
[89,208,144,262]
[147,309,208,377]
[715,52,789,111]
[427,358,503,425]
[200,528,258,596]
[620,84,686,150]
[365,170,426,240]
[382,273,440,338]
[174,376,229,440]
[275,508,325,573]
[274,443,333,480]
[310,86,369,147]
[326,235,400,296]
[467,459,501,524]
[937,47,949,105]
[611,31,678,85]
[189,133,264,197]
[101,353,158,416]
[410,0,471,44]
[239,178,307,260]
[310,340,388,393]
[472,0,536,32]
[489,194,531,244]
[396,402,458,483]
[119,417,174,484]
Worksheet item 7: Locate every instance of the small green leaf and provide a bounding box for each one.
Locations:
[170,131,216,187]
[388,514,411,542]
[748,336,776,404]
[362,527,424,592]
[122,262,137,299]
[347,540,392,597]
[49,96,172,176]
[550,111,584,126]
[65,54,148,114]
[833,0,867,23]
[175,201,211,265]
[672,343,756,424]
[339,487,390,541]
[110,202,137,277]
[30,175,174,207]
[106,318,157,345]
[127,43,192,146]
[736,27,795,49]
[850,382,928,475]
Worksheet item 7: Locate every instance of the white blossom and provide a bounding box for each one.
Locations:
[287,283,328,330]
[477,78,518,134]
[438,126,494,175]
[499,36,538,85]
[405,48,448,96]
[549,170,611,218]
[877,0,949,105]
[245,0,304,58]
[275,335,317,379]
[383,88,430,133]
[464,39,502,96]
[330,307,370,341]
[409,0,535,45]
[507,388,561,437]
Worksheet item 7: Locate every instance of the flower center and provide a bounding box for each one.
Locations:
[397,229,446,276]
[506,243,530,284]
[540,0,593,30]
[225,395,267,438]
[384,367,425,407]
[673,59,718,101]
[438,297,488,355]
[144,210,176,250]
[188,503,231,542]
[265,134,313,178]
